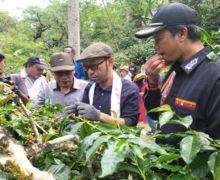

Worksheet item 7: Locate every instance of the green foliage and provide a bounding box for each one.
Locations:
[0,12,16,33]
[1,85,220,179]
[1,0,220,74]
[22,1,68,49]
[208,151,220,179]
[115,40,155,66]
[1,1,220,178]
[0,29,47,74]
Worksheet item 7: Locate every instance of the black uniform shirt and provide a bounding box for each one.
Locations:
[145,46,220,140]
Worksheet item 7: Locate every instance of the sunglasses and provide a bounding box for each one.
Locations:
[83,59,107,71]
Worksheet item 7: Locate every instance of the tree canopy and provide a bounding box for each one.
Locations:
[0,0,220,73]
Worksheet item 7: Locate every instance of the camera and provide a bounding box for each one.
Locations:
[0,76,12,85]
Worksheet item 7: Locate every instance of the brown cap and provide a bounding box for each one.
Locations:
[78,42,113,61]
[50,52,74,72]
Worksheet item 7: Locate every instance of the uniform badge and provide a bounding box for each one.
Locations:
[175,98,197,110]
[184,58,198,72]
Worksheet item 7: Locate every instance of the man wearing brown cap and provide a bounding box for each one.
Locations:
[35,52,88,106]
[135,3,220,143]
[64,42,139,126]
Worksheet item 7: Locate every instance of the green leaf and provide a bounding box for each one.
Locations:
[79,123,94,138]
[206,51,218,61]
[177,115,193,128]
[189,152,210,178]
[67,122,84,134]
[155,163,183,173]
[117,163,140,174]
[129,137,167,155]
[115,138,128,152]
[0,170,15,179]
[193,131,215,151]
[168,174,195,180]
[99,142,126,177]
[130,144,144,159]
[86,135,110,162]
[155,153,180,163]
[166,115,193,129]
[180,135,202,164]
[148,104,172,113]
[118,133,136,139]
[159,111,175,127]
[95,122,121,134]
[47,164,70,180]
[77,132,101,159]
[208,151,220,179]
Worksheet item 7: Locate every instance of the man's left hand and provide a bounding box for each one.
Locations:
[76,102,100,121]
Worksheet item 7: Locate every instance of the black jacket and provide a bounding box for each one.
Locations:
[145,46,220,144]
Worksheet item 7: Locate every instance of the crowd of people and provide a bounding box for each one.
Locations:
[1,2,220,144]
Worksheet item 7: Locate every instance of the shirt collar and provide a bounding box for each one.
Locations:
[180,46,211,74]
[52,77,80,91]
[95,83,112,92]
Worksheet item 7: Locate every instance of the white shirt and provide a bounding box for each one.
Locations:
[19,68,48,101]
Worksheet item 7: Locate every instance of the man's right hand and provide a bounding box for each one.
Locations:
[144,55,165,84]
[63,104,77,115]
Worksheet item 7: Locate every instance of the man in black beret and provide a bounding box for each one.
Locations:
[135,3,220,143]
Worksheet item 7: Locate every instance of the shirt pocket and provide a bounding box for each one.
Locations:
[174,98,197,118]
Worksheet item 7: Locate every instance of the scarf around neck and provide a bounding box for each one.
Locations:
[89,71,122,118]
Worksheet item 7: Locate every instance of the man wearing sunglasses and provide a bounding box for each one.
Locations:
[64,42,139,126]
[35,52,88,106]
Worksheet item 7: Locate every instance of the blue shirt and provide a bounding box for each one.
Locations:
[74,61,85,80]
[82,79,139,126]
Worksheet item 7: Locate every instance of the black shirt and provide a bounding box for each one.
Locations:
[145,46,220,141]
[82,79,139,126]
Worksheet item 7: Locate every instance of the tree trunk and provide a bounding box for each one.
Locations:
[67,0,80,58]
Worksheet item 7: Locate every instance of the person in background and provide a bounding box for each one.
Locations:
[129,62,138,80]
[35,52,88,106]
[19,56,47,101]
[140,64,146,74]
[0,53,29,104]
[63,46,85,80]
[64,42,139,126]
[119,66,132,81]
[135,2,220,143]
[133,73,157,130]
[133,73,147,123]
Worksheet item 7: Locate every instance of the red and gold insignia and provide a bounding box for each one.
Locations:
[175,98,197,110]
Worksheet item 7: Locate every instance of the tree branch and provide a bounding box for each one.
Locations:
[27,134,79,156]
[16,96,41,143]
[0,128,55,180]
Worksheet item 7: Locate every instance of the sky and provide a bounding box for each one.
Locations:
[0,0,50,18]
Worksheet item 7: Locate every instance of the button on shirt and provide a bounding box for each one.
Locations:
[35,78,88,106]
[145,46,220,140]
[82,79,140,126]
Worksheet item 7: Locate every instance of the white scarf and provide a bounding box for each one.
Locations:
[89,71,122,118]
